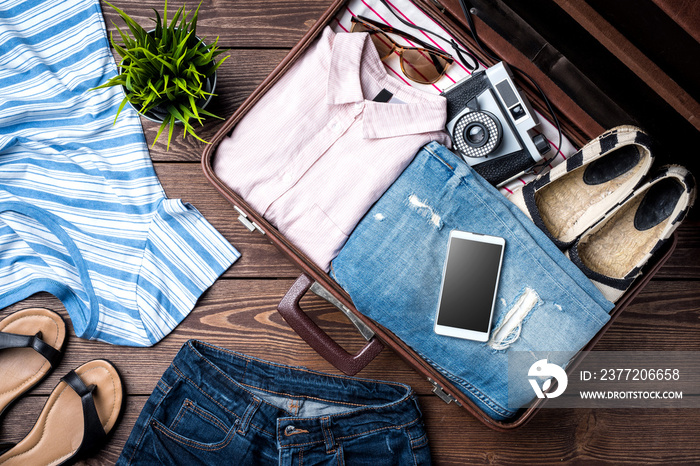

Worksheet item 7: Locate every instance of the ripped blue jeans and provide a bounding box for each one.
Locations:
[330,142,613,420]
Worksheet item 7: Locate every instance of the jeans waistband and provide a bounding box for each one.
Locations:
[167,340,421,449]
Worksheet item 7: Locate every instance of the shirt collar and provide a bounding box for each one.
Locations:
[325,29,447,139]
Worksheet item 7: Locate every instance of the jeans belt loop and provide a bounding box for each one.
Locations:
[321,417,336,454]
[237,397,261,436]
[410,393,423,417]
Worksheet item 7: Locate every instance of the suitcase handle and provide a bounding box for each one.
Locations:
[278,274,383,375]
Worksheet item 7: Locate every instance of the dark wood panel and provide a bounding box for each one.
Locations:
[587,280,700,351]
[422,402,700,464]
[674,222,700,249]
[102,0,333,48]
[3,277,698,398]
[653,246,700,280]
[654,222,700,279]
[4,395,699,465]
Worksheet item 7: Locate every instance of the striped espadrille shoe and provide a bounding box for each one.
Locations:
[567,165,695,303]
[510,125,654,249]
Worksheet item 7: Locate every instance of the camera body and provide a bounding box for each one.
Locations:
[441,62,551,186]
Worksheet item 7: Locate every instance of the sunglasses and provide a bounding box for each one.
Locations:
[350,16,454,85]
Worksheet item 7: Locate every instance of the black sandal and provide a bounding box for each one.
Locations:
[0,308,67,420]
[0,360,124,466]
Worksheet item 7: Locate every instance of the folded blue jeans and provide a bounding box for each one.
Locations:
[117,340,431,465]
[330,142,614,421]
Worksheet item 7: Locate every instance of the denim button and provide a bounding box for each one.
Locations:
[285,425,295,435]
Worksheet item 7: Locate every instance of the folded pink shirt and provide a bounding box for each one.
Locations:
[214,26,449,270]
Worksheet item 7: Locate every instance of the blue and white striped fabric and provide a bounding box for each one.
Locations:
[0,0,240,346]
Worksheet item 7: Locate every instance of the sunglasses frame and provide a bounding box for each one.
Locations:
[350,15,454,84]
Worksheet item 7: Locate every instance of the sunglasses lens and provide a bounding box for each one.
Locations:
[401,49,450,84]
[352,22,394,58]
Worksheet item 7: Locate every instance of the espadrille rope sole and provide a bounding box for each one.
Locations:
[510,125,654,249]
[578,192,669,278]
[570,165,696,303]
[536,151,647,243]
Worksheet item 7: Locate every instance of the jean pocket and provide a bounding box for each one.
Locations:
[150,399,238,451]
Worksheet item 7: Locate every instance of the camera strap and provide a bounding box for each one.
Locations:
[377,0,479,71]
[376,0,563,168]
[457,0,563,166]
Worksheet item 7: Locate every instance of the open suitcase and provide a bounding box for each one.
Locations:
[201,0,677,431]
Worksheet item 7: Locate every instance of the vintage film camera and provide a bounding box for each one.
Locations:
[441,62,551,186]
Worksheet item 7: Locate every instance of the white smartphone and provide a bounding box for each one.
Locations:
[434,230,506,342]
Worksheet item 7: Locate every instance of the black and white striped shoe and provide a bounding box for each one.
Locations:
[510,125,654,249]
[566,165,695,303]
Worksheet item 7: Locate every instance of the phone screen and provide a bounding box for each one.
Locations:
[437,236,504,333]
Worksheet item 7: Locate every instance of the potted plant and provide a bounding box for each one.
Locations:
[94,1,228,149]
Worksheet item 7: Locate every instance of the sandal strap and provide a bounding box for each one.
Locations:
[61,370,107,458]
[0,331,61,369]
[0,442,15,456]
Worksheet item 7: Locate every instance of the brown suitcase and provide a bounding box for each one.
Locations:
[201,0,677,431]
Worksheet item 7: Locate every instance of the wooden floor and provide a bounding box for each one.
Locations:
[2,1,700,464]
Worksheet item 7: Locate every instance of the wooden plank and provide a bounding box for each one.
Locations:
[421,402,700,464]
[4,395,700,465]
[0,281,433,397]
[651,0,700,44]
[654,246,700,279]
[3,278,698,398]
[655,222,700,279]
[675,222,700,249]
[586,280,700,351]
[101,0,333,48]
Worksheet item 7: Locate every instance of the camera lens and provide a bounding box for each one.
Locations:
[451,110,502,159]
[465,123,488,147]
